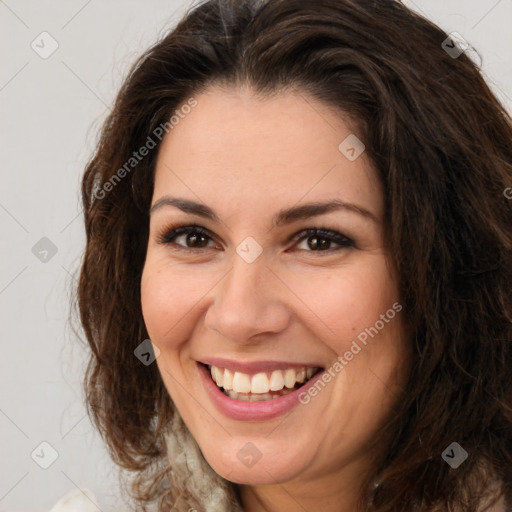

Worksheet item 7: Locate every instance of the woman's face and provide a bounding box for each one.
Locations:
[141,85,410,495]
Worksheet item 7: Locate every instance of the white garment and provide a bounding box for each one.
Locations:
[49,489,102,512]
[48,480,508,511]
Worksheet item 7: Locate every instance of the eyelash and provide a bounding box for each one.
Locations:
[156,223,355,253]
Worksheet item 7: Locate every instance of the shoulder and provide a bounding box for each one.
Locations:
[49,489,102,512]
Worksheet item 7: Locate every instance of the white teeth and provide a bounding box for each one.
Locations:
[211,366,223,387]
[215,368,224,388]
[283,369,296,388]
[251,372,270,394]
[227,389,292,401]
[208,364,318,399]
[233,372,252,393]
[248,393,271,402]
[269,370,284,391]
[223,369,234,390]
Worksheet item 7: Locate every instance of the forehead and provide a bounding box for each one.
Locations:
[153,85,383,220]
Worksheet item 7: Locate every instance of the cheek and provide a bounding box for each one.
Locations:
[140,263,199,345]
[141,257,228,351]
[140,262,207,404]
[287,256,400,352]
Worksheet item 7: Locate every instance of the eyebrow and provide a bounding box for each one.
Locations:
[149,196,379,225]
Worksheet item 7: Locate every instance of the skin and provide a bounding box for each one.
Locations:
[140,84,411,512]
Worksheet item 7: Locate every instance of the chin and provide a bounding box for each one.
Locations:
[200,438,312,486]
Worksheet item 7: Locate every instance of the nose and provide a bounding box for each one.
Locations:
[204,252,291,345]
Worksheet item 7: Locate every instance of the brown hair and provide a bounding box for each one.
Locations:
[77,0,512,510]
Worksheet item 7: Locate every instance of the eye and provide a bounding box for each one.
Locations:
[156,224,355,253]
[292,228,355,252]
[157,224,219,250]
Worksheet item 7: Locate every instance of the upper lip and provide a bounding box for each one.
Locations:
[198,357,323,374]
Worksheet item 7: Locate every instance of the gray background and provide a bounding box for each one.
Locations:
[1,1,511,511]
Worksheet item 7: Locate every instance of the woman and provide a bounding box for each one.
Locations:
[76,0,512,510]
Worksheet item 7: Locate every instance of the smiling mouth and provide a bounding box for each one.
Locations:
[204,363,322,402]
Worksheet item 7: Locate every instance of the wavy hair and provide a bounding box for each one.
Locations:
[77,0,512,510]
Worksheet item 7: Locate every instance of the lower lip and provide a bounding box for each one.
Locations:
[198,363,324,421]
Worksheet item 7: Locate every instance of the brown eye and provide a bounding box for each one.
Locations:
[294,228,355,252]
[158,225,218,250]
[186,232,209,248]
[307,235,332,251]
